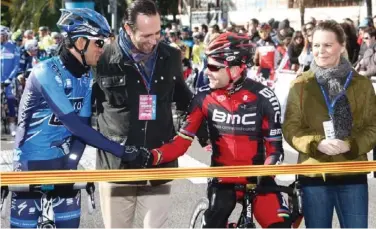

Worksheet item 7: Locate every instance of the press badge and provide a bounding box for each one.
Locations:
[139,95,157,120]
[323,120,335,140]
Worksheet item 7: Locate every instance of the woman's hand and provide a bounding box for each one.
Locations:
[317,139,350,155]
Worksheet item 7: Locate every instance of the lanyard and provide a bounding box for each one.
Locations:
[319,71,353,118]
[122,49,158,93]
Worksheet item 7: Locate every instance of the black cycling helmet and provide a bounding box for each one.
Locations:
[205,32,254,67]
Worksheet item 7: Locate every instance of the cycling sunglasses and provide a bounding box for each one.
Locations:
[93,39,105,48]
[85,37,106,48]
[207,63,226,72]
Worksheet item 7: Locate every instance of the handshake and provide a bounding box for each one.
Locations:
[121,146,162,168]
[317,139,350,156]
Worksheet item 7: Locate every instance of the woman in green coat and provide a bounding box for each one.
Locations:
[283,20,376,228]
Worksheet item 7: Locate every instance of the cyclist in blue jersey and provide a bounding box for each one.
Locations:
[1,25,20,136]
[11,8,141,228]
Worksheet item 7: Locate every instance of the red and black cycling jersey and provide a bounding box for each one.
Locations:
[153,77,283,171]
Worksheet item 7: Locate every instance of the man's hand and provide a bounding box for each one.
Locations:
[127,148,163,169]
[317,139,342,156]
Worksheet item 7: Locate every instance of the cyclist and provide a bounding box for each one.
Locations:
[1,25,20,136]
[133,32,291,228]
[11,8,140,228]
[253,23,278,82]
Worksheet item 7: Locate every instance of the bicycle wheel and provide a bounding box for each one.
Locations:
[189,197,209,229]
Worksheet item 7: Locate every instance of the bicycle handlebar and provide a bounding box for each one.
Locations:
[6,183,90,192]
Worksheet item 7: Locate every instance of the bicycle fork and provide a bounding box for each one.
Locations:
[238,192,256,228]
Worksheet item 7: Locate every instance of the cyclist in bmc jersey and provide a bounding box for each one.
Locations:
[133,33,291,228]
[11,9,140,228]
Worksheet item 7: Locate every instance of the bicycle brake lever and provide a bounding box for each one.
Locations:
[0,186,9,212]
[86,183,96,209]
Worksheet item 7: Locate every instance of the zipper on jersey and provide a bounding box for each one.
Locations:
[143,121,148,146]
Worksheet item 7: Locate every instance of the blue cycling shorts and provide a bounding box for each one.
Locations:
[10,190,81,228]
[6,97,16,117]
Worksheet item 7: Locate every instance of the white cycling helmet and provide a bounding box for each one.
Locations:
[0,25,10,36]
[24,39,39,51]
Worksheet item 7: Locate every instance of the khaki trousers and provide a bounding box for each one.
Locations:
[99,182,172,228]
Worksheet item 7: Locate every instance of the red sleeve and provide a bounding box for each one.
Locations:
[152,96,205,164]
[259,87,284,165]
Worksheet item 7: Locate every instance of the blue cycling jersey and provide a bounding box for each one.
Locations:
[1,41,20,97]
[15,56,92,162]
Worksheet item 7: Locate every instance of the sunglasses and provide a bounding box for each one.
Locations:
[94,39,105,48]
[363,37,370,40]
[207,63,226,72]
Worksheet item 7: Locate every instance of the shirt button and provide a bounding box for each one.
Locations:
[161,76,164,80]
[173,76,176,80]
[141,128,145,131]
[120,79,123,83]
[137,80,140,83]
[155,80,158,83]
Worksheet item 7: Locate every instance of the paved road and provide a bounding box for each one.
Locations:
[1,135,375,228]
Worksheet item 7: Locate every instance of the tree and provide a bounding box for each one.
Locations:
[8,0,60,31]
[366,0,372,18]
[298,0,306,27]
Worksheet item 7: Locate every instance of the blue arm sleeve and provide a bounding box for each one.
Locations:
[9,47,20,80]
[65,117,89,170]
[80,75,92,117]
[31,67,125,158]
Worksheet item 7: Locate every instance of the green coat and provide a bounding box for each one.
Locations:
[282,70,376,177]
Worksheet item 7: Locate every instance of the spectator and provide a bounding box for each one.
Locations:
[357,18,373,61]
[23,30,34,44]
[204,24,220,45]
[37,26,54,50]
[357,27,376,77]
[93,0,207,228]
[192,33,205,70]
[275,35,292,70]
[201,24,208,36]
[298,23,315,72]
[272,19,293,46]
[283,20,375,229]
[247,18,260,43]
[340,22,360,64]
[287,31,304,71]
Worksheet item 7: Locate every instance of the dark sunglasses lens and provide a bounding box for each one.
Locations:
[95,39,105,48]
[207,64,222,72]
[364,37,369,40]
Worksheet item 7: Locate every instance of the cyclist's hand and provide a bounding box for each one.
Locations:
[127,148,162,169]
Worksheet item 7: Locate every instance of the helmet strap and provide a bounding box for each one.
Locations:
[224,63,246,90]
[71,37,91,71]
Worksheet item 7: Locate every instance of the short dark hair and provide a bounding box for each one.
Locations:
[363,27,376,38]
[313,20,346,45]
[122,0,160,29]
[250,18,259,26]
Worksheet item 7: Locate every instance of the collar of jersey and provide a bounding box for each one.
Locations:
[59,47,89,78]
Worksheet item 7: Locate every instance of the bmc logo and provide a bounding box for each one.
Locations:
[259,88,281,123]
[270,128,282,136]
[212,109,256,125]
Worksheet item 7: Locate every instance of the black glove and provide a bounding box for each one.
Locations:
[121,145,141,162]
[127,147,155,169]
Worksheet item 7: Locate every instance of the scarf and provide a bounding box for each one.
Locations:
[118,28,158,63]
[310,56,353,139]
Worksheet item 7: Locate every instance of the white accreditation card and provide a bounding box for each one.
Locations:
[323,120,335,140]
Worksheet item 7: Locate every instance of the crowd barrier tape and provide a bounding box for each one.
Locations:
[1,161,375,186]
